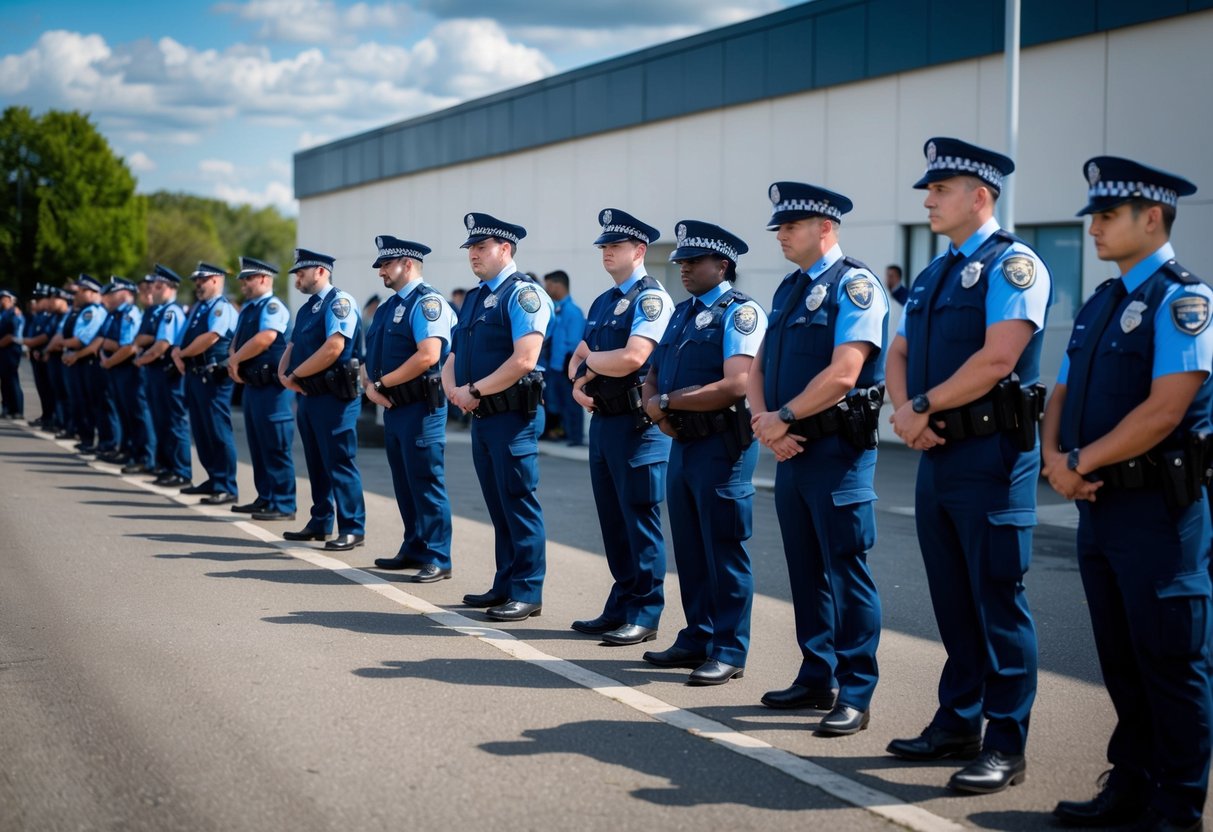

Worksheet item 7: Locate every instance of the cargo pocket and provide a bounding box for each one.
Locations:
[626,449,668,506]
[828,488,877,555]
[506,437,539,497]
[1150,571,1211,659]
[986,508,1035,581]
[711,483,755,541]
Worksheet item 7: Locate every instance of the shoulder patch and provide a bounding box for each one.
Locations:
[1002,255,1036,289]
[1171,293,1210,335]
[733,304,758,335]
[82,310,93,322]
[165,310,175,322]
[420,296,442,322]
[212,306,222,318]
[845,277,874,309]
[640,294,663,321]
[267,301,280,314]
[332,297,351,319]
[517,286,541,314]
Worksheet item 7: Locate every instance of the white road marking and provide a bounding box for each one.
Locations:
[42,430,962,832]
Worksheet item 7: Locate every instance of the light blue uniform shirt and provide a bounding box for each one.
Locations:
[482,263,553,339]
[178,296,237,345]
[310,284,360,339]
[549,295,586,365]
[695,281,768,358]
[620,268,674,343]
[157,302,186,345]
[74,303,108,344]
[1058,242,1213,383]
[810,244,889,349]
[116,303,143,346]
[397,279,454,347]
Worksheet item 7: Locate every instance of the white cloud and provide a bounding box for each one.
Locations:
[125,151,157,172]
[214,0,414,44]
[199,158,237,177]
[214,180,297,213]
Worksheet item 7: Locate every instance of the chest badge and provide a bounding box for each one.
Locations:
[613,298,630,316]
[961,261,983,289]
[312,301,322,313]
[483,293,499,309]
[694,309,713,329]
[806,284,828,311]
[393,304,406,324]
[1120,300,1148,334]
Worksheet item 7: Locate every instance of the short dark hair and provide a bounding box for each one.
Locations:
[722,257,738,284]
[886,264,902,277]
[543,270,569,289]
[1128,198,1176,235]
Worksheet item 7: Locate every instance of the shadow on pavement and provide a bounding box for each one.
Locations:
[262,609,462,636]
[156,549,291,563]
[206,567,355,585]
[130,532,270,549]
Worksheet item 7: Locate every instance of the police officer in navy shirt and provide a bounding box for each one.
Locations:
[640,221,767,686]
[1042,158,1212,832]
[228,256,296,521]
[172,262,239,504]
[135,265,191,488]
[50,281,84,441]
[98,278,152,470]
[130,274,163,475]
[0,288,24,419]
[279,248,367,552]
[44,286,72,434]
[62,275,114,455]
[364,236,455,583]
[22,285,55,429]
[748,182,888,734]
[886,138,1052,794]
[443,213,553,622]
[568,209,673,646]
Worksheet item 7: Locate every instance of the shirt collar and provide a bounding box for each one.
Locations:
[694,281,732,306]
[806,244,843,279]
[1122,242,1177,294]
[396,278,423,300]
[618,267,649,294]
[951,217,1001,258]
[485,262,518,292]
[313,284,334,301]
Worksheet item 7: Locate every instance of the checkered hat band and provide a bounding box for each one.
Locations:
[773,199,842,221]
[292,260,330,270]
[467,227,518,244]
[680,236,740,261]
[926,155,1005,189]
[377,247,426,260]
[193,269,224,278]
[1089,180,1178,208]
[601,224,650,243]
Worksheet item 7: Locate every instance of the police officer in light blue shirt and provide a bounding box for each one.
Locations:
[540,269,587,445]
[62,274,116,455]
[443,213,553,622]
[0,288,24,419]
[280,248,367,552]
[748,182,888,735]
[50,282,84,441]
[641,220,767,686]
[98,277,152,470]
[44,286,72,434]
[1042,158,1212,832]
[22,285,55,429]
[172,262,239,504]
[568,209,673,646]
[364,235,455,583]
[886,138,1052,794]
[134,265,192,487]
[228,256,296,521]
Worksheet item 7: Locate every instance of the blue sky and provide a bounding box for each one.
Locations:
[0,0,793,214]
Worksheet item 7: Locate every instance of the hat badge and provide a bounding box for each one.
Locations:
[375,235,385,248]
[676,224,687,243]
[602,209,612,226]
[927,141,937,163]
[769,184,780,204]
[1087,162,1100,186]
[465,214,475,230]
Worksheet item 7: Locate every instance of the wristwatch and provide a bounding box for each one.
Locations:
[467,382,482,399]
[373,380,385,393]
[1067,447,1082,472]
[911,393,931,414]
[659,393,671,413]
[778,406,796,424]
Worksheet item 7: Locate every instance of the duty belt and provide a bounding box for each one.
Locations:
[930,378,1045,452]
[1086,432,1209,510]
[474,373,544,419]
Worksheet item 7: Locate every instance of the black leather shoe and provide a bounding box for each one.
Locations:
[405,564,452,583]
[688,660,744,686]
[54,430,75,439]
[948,750,1026,794]
[761,684,837,710]
[283,527,330,541]
[817,704,870,736]
[324,534,365,551]
[231,500,268,514]
[251,510,295,521]
[180,482,214,495]
[887,724,982,761]
[1053,776,1149,828]
[75,444,98,455]
[1128,810,1203,832]
[97,451,127,463]
[643,646,708,669]
[201,492,237,506]
[373,555,427,570]
[463,590,508,607]
[601,624,658,646]
[120,462,150,474]
[486,600,542,621]
[156,475,191,488]
[571,616,623,635]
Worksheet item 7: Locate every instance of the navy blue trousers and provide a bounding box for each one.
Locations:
[185,372,237,495]
[384,401,451,568]
[296,393,365,535]
[242,383,296,513]
[82,361,118,451]
[666,434,758,667]
[774,435,881,710]
[107,362,152,465]
[588,414,669,628]
[146,365,191,479]
[0,356,22,416]
[47,357,70,431]
[915,432,1039,754]
[31,358,54,423]
[470,407,546,604]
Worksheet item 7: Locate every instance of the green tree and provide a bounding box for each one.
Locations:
[0,107,146,296]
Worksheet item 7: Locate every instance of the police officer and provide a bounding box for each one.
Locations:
[0,288,24,419]
[568,209,673,645]
[134,265,191,488]
[44,286,72,434]
[62,275,116,456]
[640,221,767,685]
[228,256,296,521]
[22,285,55,429]
[1042,158,1212,832]
[172,262,239,504]
[364,236,455,582]
[442,213,552,621]
[48,282,81,441]
[541,269,586,446]
[99,277,153,470]
[748,183,889,734]
[279,248,367,551]
[886,138,1052,793]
